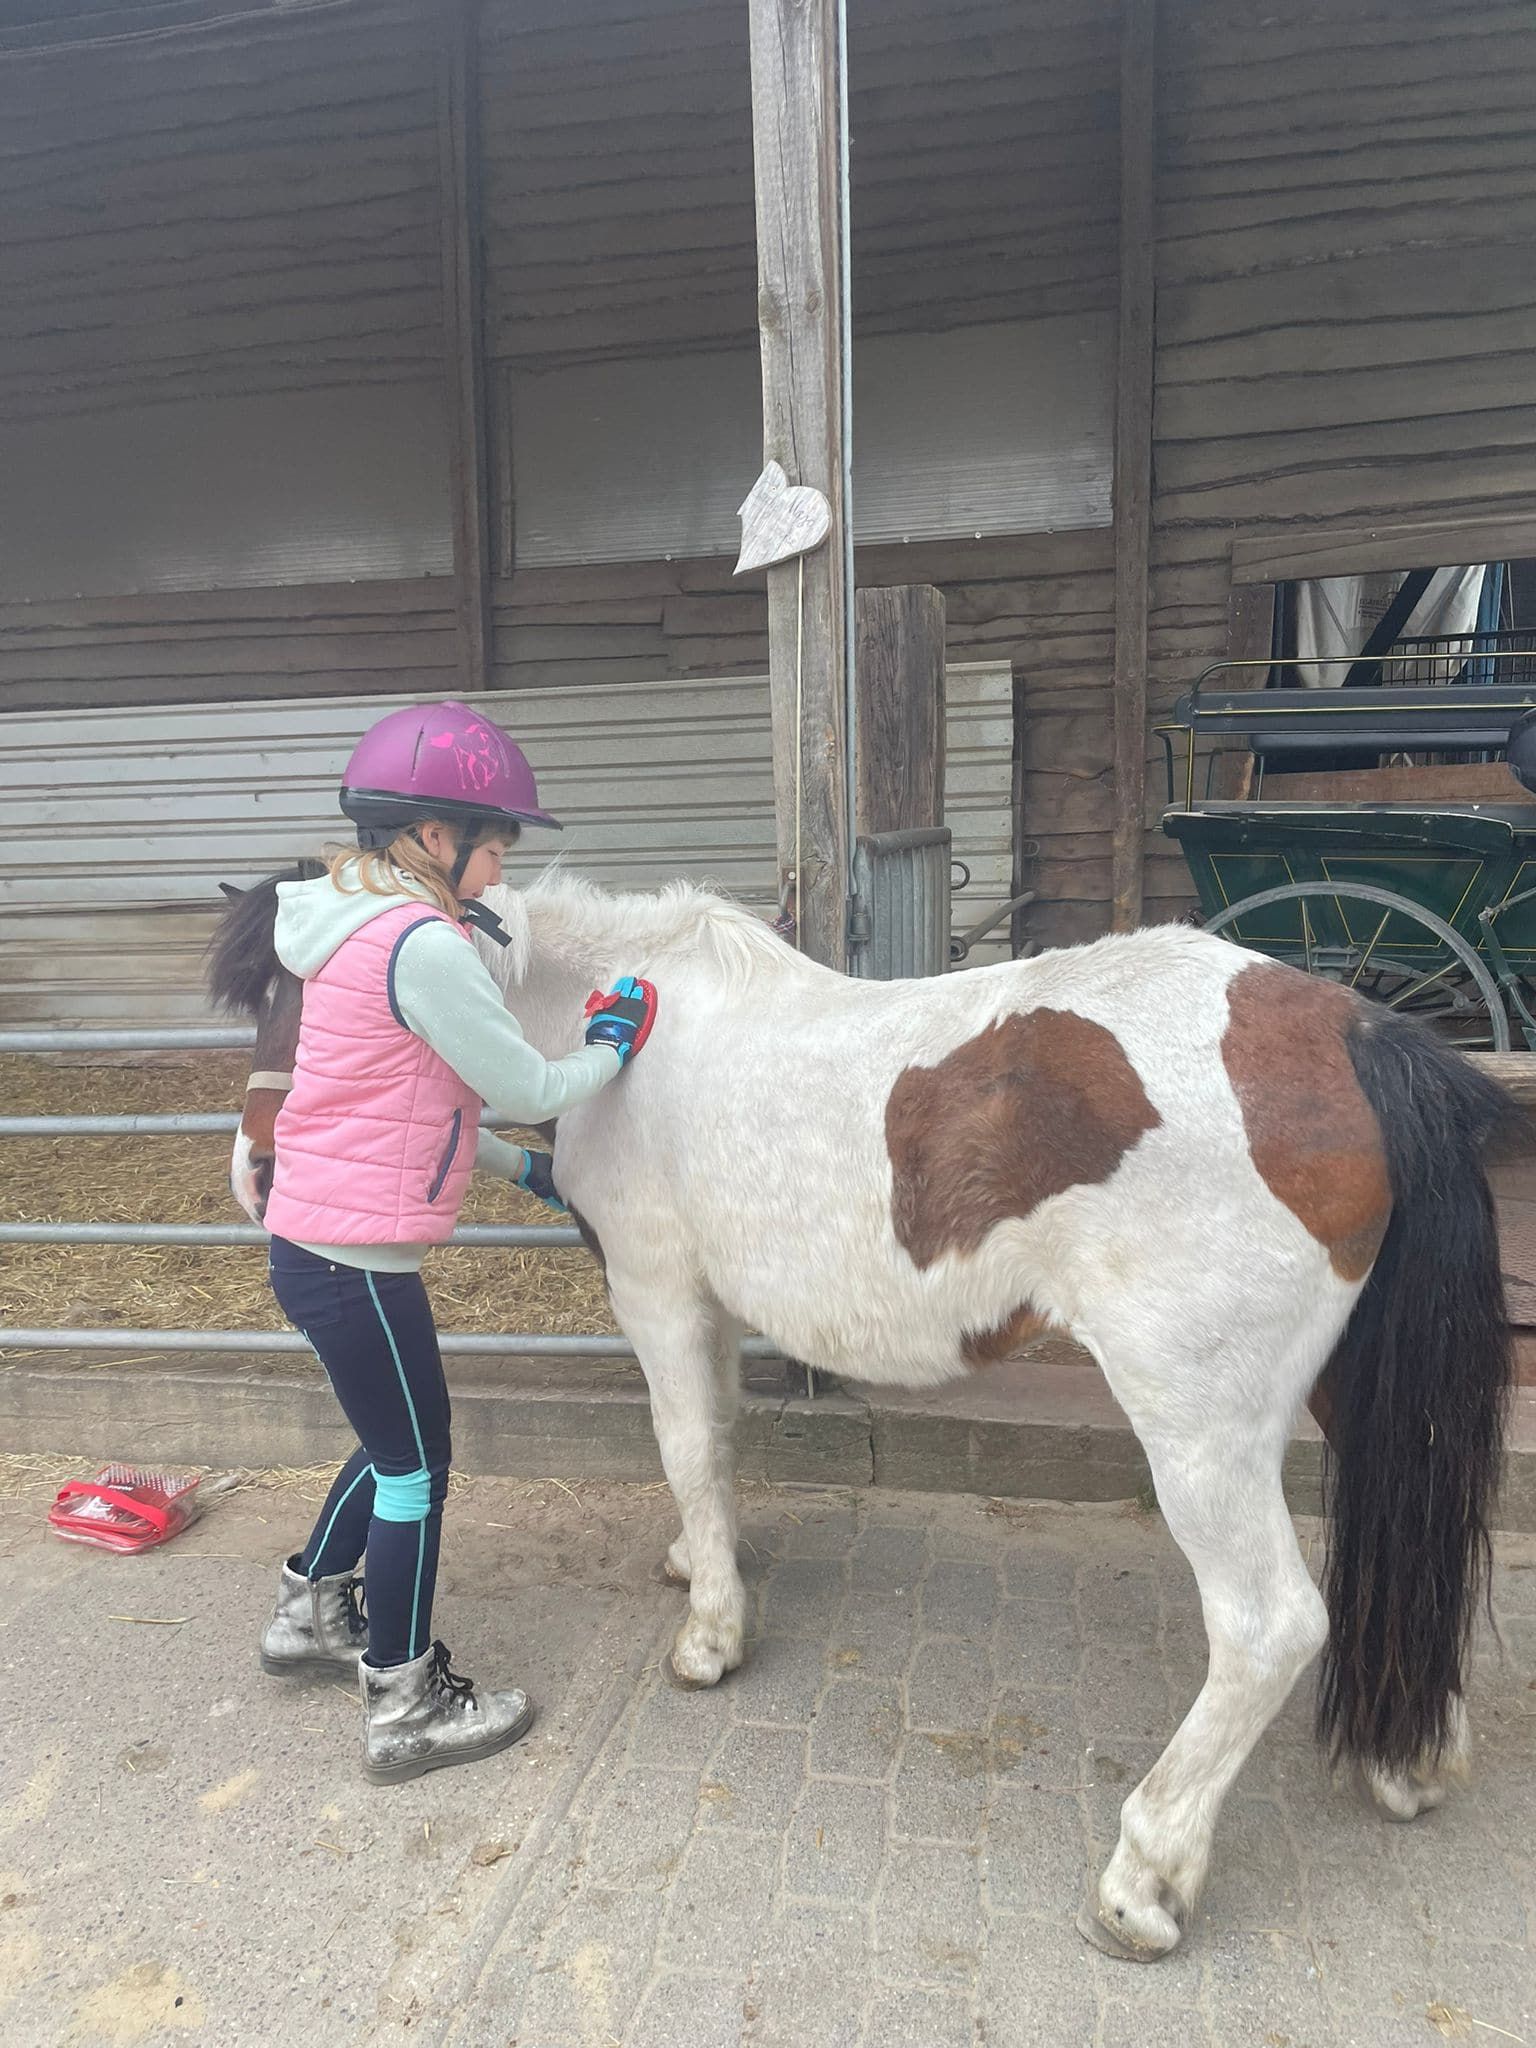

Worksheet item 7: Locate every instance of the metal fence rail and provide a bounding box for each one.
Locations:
[1,1024,770,1365]
[0,1222,580,1247]
[3,1327,779,1359]
[0,1027,256,1052]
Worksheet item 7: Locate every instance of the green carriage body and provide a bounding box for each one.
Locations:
[1165,802,1536,970]
[1158,653,1536,1051]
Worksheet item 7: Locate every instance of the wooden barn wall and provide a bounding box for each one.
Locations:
[1144,0,1536,921]
[476,0,1121,945]
[0,0,451,706]
[0,0,443,421]
[0,583,459,714]
[477,0,1118,366]
[0,0,1119,948]
[488,530,1116,951]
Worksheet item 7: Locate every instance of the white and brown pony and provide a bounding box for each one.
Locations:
[209,870,1511,1961]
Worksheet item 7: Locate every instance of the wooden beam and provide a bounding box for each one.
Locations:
[438,0,492,696]
[746,0,850,968]
[1469,1053,1536,1111]
[1109,0,1156,932]
[1231,512,1536,589]
[1225,581,1276,668]
[854,586,947,836]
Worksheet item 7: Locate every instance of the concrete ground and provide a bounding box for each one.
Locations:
[0,1464,1532,2048]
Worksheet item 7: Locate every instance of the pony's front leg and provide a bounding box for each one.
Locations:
[662,1311,742,1593]
[611,1277,745,1687]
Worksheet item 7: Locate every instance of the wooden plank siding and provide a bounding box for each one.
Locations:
[0,1,444,421]
[1143,0,1536,922]
[0,534,1115,952]
[0,582,460,711]
[488,531,1117,950]
[477,0,1118,366]
[473,0,1121,944]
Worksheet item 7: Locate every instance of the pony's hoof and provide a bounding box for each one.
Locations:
[1361,1765,1447,1823]
[659,1557,691,1588]
[667,1617,742,1689]
[1076,1898,1179,1963]
[664,1652,715,1691]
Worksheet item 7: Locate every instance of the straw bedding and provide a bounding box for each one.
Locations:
[0,1053,617,1340]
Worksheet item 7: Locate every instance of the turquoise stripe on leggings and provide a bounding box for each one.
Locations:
[307,1461,371,1573]
[365,1271,431,1659]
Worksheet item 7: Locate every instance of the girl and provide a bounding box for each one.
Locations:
[256,698,655,1784]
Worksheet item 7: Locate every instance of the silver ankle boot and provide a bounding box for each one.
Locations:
[259,1556,368,1678]
[359,1640,534,1784]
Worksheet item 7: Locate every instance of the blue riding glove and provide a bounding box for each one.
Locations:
[515,1148,566,1212]
[583,975,657,1066]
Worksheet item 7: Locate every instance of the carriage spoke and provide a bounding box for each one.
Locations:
[1384,960,1460,1012]
[1346,910,1392,990]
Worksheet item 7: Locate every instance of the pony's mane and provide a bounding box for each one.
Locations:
[205,858,324,1014]
[498,867,802,989]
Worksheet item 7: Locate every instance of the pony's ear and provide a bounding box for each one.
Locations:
[218,882,246,903]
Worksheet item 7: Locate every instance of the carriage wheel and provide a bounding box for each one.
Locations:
[1202,880,1512,1052]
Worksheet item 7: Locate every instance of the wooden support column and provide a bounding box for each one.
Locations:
[1110,0,1156,931]
[746,0,851,968]
[1208,580,1277,796]
[438,0,491,695]
[854,585,946,835]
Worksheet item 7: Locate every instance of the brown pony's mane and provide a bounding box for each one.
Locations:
[205,859,323,1016]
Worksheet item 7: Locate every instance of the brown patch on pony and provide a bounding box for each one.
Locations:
[962,1304,1049,1368]
[886,1008,1162,1269]
[239,1088,287,1157]
[1221,964,1391,1283]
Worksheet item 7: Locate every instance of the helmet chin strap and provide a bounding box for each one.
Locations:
[459,899,512,948]
[448,825,477,890]
[407,817,485,890]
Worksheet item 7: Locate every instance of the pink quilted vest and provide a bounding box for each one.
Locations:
[265,901,481,1246]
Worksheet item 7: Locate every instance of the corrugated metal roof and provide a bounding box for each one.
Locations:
[0,664,1015,1024]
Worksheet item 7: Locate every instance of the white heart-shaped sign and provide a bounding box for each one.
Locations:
[734,461,832,575]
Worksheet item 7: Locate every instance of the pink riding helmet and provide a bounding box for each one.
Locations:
[339,699,561,849]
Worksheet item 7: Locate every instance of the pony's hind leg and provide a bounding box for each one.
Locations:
[610,1275,745,1686]
[1307,1361,1473,1824]
[1078,1328,1332,1959]
[1361,1693,1471,1821]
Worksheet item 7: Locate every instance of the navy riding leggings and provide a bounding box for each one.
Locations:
[268,1237,451,1668]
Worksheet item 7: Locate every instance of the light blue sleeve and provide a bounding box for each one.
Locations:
[392,921,621,1122]
[475,1130,530,1182]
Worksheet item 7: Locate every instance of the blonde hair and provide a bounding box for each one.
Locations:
[328,825,513,920]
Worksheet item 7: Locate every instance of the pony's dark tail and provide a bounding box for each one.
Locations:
[1317,1008,1513,1774]
[204,859,323,1017]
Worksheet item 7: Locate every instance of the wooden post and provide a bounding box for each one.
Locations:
[438,0,492,695]
[1110,0,1156,931]
[1225,582,1277,671]
[1207,580,1276,797]
[854,585,947,835]
[746,0,850,968]
[1009,663,1031,956]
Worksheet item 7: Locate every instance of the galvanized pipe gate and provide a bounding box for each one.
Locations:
[0,1026,778,1363]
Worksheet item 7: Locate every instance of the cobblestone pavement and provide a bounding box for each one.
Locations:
[0,1468,1531,2048]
